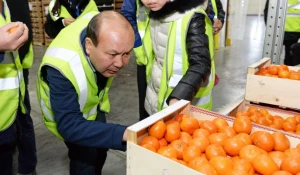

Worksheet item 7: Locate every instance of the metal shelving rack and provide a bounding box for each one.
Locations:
[263,0,288,64]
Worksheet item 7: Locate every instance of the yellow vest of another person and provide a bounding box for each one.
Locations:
[143,8,215,112]
[0,0,26,131]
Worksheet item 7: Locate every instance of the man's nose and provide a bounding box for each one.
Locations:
[113,55,123,69]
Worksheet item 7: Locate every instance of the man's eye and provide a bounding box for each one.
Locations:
[110,53,117,57]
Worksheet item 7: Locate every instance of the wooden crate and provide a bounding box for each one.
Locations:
[245,57,300,110]
[218,95,300,137]
[127,100,300,175]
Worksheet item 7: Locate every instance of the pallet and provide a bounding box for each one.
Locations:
[114,0,123,12]
[245,58,300,110]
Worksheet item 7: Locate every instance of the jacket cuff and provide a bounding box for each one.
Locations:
[133,45,147,65]
[112,125,127,151]
[167,83,195,105]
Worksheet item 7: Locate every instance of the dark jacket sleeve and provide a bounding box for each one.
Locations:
[44,66,127,151]
[167,13,211,104]
[6,0,33,62]
[216,0,226,24]
[44,13,65,39]
[120,0,142,48]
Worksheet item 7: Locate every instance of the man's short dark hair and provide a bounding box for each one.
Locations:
[86,15,100,47]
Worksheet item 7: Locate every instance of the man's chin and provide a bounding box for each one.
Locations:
[102,72,117,77]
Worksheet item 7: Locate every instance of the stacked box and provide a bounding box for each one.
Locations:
[42,0,53,46]
[114,0,123,12]
[28,0,45,46]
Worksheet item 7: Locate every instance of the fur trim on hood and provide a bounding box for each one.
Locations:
[140,0,207,20]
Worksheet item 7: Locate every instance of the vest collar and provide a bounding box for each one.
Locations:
[80,28,96,72]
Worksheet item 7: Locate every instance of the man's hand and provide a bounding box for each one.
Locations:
[0,22,28,51]
[63,18,75,26]
[122,129,128,142]
[213,18,223,34]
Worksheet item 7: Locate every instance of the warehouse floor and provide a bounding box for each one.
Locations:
[12,16,272,175]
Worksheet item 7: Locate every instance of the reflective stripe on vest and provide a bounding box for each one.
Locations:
[285,0,300,32]
[136,0,148,39]
[49,0,98,21]
[44,47,89,115]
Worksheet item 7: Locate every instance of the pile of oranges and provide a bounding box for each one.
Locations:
[256,64,300,80]
[139,114,300,175]
[235,106,300,134]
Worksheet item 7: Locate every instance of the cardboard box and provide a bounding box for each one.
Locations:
[127,100,300,175]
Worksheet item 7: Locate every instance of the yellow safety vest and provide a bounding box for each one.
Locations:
[143,8,215,111]
[285,0,300,32]
[0,0,26,131]
[49,0,98,21]
[22,43,34,69]
[37,11,113,140]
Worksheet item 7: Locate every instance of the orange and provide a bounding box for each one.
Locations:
[272,171,293,175]
[188,137,210,153]
[251,131,275,152]
[169,140,188,160]
[268,151,287,167]
[257,68,269,76]
[140,136,160,151]
[180,117,199,134]
[205,144,226,160]
[257,117,270,126]
[249,114,260,123]
[232,159,255,175]
[194,163,218,175]
[265,114,275,124]
[209,156,233,175]
[165,122,181,142]
[188,157,208,170]
[248,106,258,114]
[178,132,192,144]
[141,144,156,152]
[235,112,250,118]
[223,137,247,156]
[165,119,179,126]
[182,145,202,163]
[282,121,296,132]
[278,70,290,78]
[286,117,297,125]
[235,133,252,145]
[158,138,168,148]
[297,144,300,153]
[272,132,290,152]
[208,133,228,146]
[219,126,237,138]
[9,26,18,34]
[225,170,249,175]
[239,145,267,163]
[278,64,289,72]
[149,120,166,139]
[157,146,177,159]
[280,155,300,174]
[294,115,300,124]
[174,114,189,122]
[284,148,300,157]
[268,66,279,75]
[259,109,269,116]
[212,118,229,131]
[289,72,300,80]
[192,128,210,139]
[200,120,218,134]
[233,116,252,134]
[252,154,279,175]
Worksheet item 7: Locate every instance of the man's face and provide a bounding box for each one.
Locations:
[141,0,169,11]
[86,27,134,77]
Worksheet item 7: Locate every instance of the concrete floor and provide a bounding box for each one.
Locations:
[13,16,267,175]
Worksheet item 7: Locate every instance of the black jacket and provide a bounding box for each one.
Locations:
[142,0,212,104]
[6,0,33,63]
[216,0,226,24]
[44,0,90,38]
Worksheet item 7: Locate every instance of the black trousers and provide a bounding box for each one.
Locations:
[0,69,37,175]
[137,65,149,121]
[64,111,108,175]
[283,39,300,66]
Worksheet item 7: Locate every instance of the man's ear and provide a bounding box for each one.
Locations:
[85,37,93,56]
